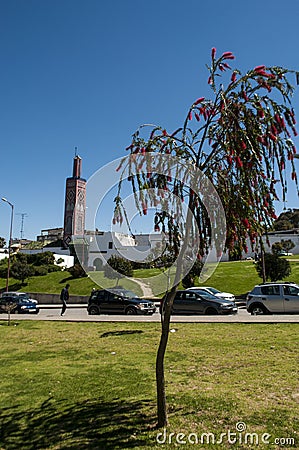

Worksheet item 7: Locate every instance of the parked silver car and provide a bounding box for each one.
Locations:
[247,282,299,314]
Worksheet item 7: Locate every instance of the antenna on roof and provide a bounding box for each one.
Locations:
[74,146,78,157]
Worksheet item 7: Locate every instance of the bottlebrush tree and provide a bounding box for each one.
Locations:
[114,48,298,427]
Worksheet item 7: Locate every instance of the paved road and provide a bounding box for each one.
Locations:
[2,307,299,323]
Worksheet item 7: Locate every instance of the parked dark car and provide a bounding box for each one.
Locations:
[0,291,38,304]
[161,290,238,315]
[87,288,156,315]
[0,295,40,314]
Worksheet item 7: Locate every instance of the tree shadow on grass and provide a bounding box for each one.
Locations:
[100,330,144,338]
[0,397,154,449]
[59,276,74,284]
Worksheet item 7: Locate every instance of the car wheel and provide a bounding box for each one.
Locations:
[88,305,100,315]
[125,307,137,315]
[205,307,218,315]
[250,305,267,315]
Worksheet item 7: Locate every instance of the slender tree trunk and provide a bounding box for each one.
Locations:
[155,203,194,427]
[156,286,176,427]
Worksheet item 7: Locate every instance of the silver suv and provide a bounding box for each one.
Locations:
[247,282,299,315]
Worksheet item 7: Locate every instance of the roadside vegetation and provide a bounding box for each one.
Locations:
[0,320,297,449]
[0,258,298,298]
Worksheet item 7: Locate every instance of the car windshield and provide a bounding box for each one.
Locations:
[112,289,139,299]
[196,291,219,300]
[19,294,30,299]
[206,287,220,295]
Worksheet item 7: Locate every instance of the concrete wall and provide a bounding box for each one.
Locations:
[27,292,88,304]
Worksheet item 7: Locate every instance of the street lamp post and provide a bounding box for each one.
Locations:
[2,198,14,292]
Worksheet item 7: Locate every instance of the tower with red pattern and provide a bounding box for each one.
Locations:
[63,155,86,247]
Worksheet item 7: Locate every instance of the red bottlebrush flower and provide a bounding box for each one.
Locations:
[227,155,233,165]
[241,141,246,150]
[231,72,237,82]
[288,152,294,161]
[162,129,167,136]
[219,64,225,72]
[293,128,298,136]
[188,111,192,121]
[244,245,248,254]
[222,51,234,59]
[280,160,285,170]
[254,65,266,71]
[165,148,171,154]
[269,133,277,142]
[208,76,212,85]
[154,225,160,232]
[242,91,249,101]
[293,146,297,154]
[211,47,216,59]
[112,218,116,225]
[271,124,278,135]
[271,213,278,220]
[194,97,205,105]
[255,69,268,77]
[292,171,297,180]
[264,201,269,208]
[243,218,250,228]
[257,135,264,144]
[236,156,243,168]
[195,113,200,122]
[141,147,146,155]
[222,62,231,69]
[258,109,265,119]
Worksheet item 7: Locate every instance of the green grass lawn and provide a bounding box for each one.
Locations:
[0,258,298,298]
[0,321,298,449]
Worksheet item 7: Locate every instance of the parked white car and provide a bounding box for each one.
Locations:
[187,286,235,301]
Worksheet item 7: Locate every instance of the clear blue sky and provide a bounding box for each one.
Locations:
[0,0,299,242]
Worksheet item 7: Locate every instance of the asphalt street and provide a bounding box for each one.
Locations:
[2,307,299,323]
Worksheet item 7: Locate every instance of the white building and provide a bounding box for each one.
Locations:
[84,231,164,269]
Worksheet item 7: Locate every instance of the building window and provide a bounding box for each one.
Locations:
[108,242,113,249]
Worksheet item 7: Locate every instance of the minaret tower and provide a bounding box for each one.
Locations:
[63,153,86,247]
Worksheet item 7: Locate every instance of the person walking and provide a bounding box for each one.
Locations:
[60,283,70,316]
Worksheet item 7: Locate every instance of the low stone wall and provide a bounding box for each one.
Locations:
[27,292,88,305]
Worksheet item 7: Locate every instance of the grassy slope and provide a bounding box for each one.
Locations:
[0,259,298,297]
[0,321,297,449]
